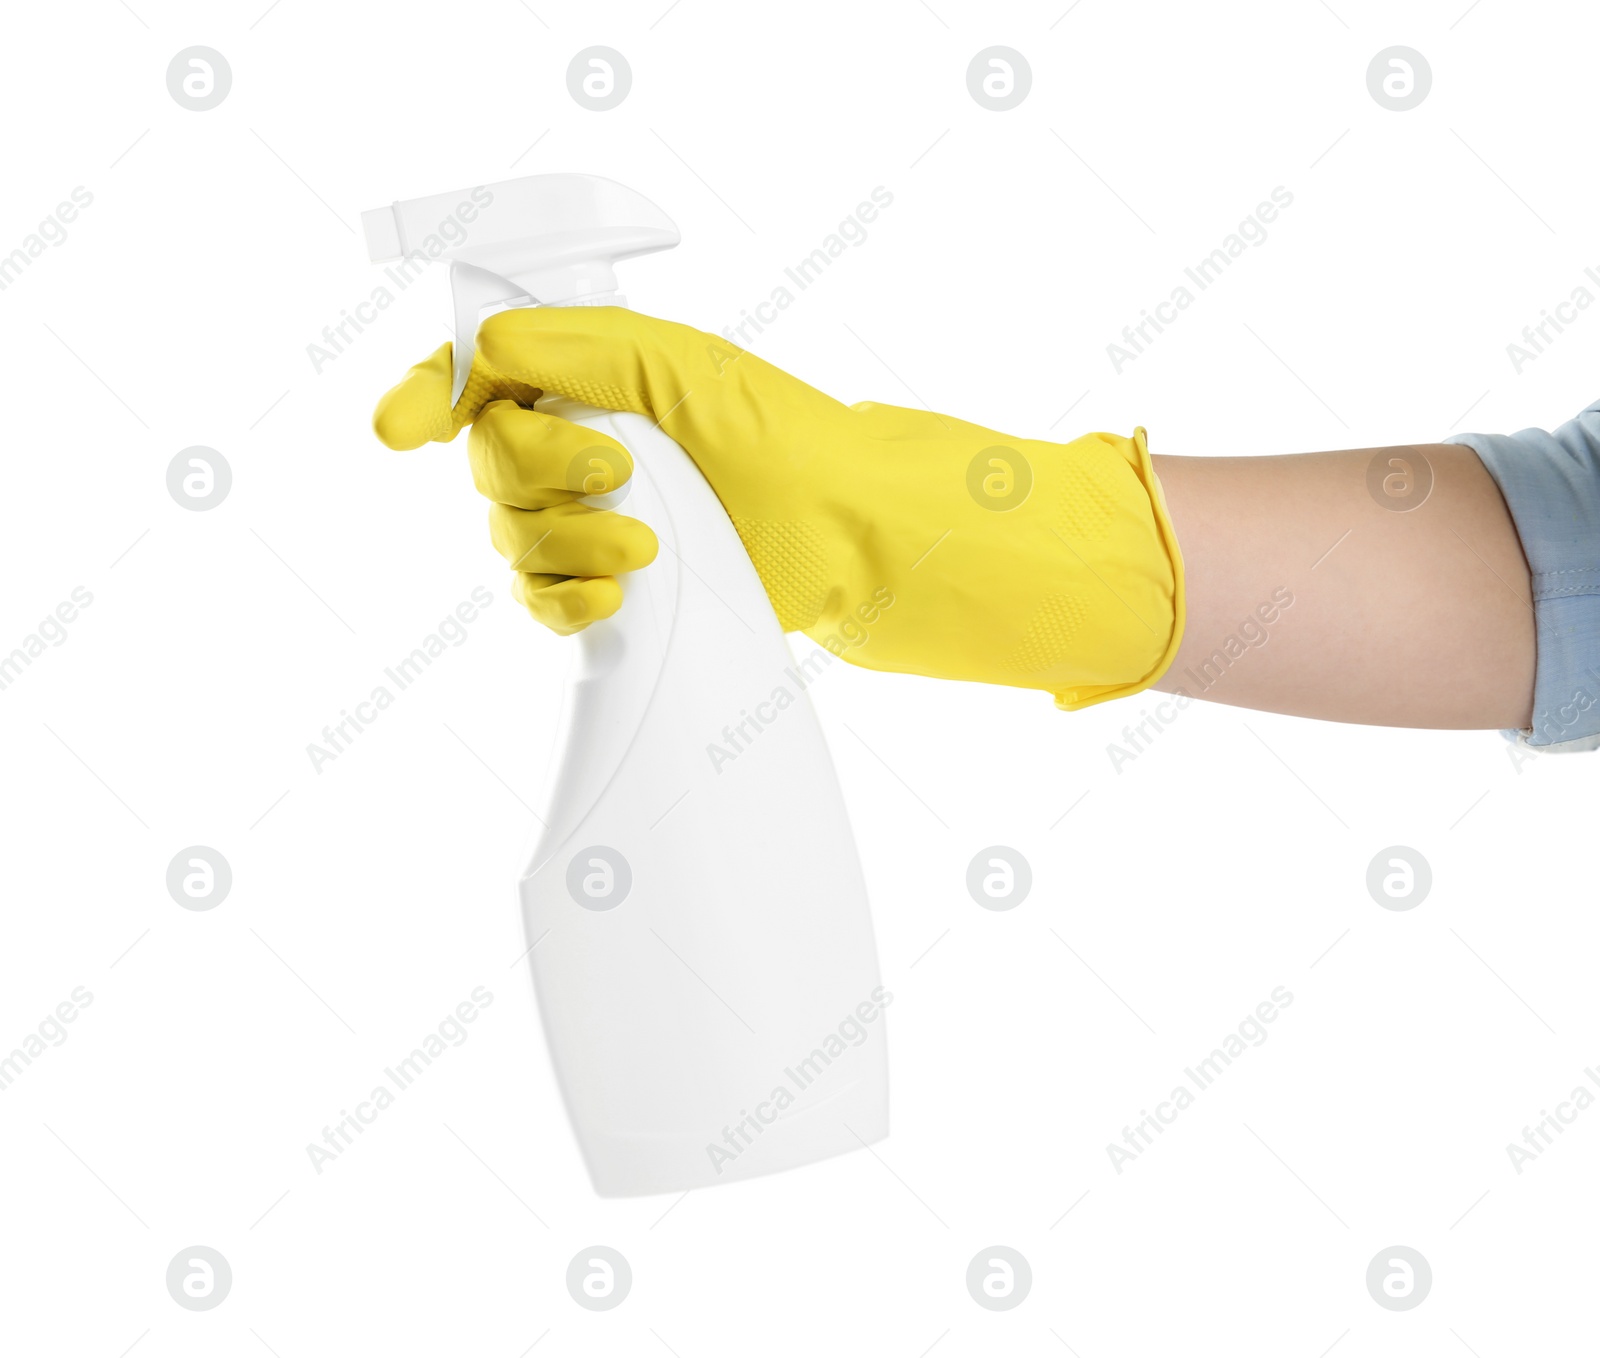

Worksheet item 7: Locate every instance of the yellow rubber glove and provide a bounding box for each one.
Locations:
[374,307,1185,709]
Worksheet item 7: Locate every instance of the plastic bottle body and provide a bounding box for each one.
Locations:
[518,398,889,1196]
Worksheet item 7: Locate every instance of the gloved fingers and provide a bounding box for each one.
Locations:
[476,306,850,463]
[469,399,634,509]
[372,342,541,450]
[513,572,623,635]
[489,501,659,577]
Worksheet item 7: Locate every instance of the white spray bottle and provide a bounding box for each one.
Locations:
[364,174,889,1196]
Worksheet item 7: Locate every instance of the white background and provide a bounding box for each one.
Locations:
[2,0,1597,1353]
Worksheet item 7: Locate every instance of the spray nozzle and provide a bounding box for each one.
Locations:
[362,173,680,407]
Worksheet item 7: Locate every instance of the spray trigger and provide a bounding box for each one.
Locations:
[361,173,681,411]
[448,261,532,409]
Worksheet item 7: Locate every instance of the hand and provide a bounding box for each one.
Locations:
[373,306,1183,708]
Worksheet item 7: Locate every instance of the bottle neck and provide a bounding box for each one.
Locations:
[552,289,626,309]
[506,260,624,309]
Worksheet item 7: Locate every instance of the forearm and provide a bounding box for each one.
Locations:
[1150,444,1535,730]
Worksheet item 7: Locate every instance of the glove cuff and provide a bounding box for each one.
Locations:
[1052,427,1186,711]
